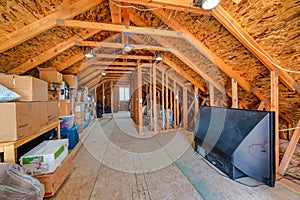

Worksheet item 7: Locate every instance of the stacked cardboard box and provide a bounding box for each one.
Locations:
[74,102,85,134]
[0,75,59,142]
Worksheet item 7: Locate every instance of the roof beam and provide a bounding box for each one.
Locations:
[163,58,206,93]
[113,0,210,15]
[151,9,292,122]
[57,19,183,38]
[0,0,104,53]
[212,6,300,94]
[56,52,85,72]
[7,29,100,75]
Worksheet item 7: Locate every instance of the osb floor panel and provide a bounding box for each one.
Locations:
[48,117,300,200]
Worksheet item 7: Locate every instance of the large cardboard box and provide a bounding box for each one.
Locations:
[0,75,48,101]
[35,153,73,197]
[63,75,78,89]
[20,139,69,176]
[0,102,31,142]
[59,100,73,116]
[39,102,48,127]
[39,70,63,84]
[47,101,59,124]
[29,102,40,134]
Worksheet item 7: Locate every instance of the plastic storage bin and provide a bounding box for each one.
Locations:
[59,114,74,130]
[60,125,79,149]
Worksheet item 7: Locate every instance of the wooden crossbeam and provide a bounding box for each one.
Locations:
[113,0,210,15]
[76,41,169,52]
[212,6,300,95]
[7,29,100,75]
[57,19,183,38]
[96,54,154,60]
[0,0,104,53]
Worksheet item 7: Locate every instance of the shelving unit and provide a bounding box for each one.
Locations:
[0,120,61,163]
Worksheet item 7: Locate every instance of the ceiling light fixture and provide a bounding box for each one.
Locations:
[193,0,220,10]
[124,43,131,52]
[155,52,163,61]
[101,72,106,76]
[84,48,96,58]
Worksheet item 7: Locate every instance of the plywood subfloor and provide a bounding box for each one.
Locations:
[48,117,300,200]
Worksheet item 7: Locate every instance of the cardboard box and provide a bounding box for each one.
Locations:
[74,102,85,113]
[39,102,48,127]
[0,102,31,142]
[47,101,59,124]
[63,75,78,89]
[59,100,73,116]
[0,75,48,101]
[20,139,69,176]
[35,153,73,197]
[39,70,63,84]
[48,91,59,101]
[29,102,40,134]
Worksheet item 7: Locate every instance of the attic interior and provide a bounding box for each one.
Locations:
[0,0,299,199]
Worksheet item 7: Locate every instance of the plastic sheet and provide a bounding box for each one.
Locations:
[0,163,44,200]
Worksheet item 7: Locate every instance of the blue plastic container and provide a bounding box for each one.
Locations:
[60,124,79,149]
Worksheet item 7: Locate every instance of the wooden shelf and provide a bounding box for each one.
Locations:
[0,120,61,163]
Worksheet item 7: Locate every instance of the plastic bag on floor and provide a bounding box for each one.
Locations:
[0,163,44,200]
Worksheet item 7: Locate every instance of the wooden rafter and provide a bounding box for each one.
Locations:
[0,0,104,53]
[56,52,85,72]
[7,29,100,75]
[163,58,206,93]
[57,20,183,38]
[109,0,122,24]
[212,6,300,94]
[149,9,292,123]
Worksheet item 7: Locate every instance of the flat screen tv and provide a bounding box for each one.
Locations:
[194,106,275,187]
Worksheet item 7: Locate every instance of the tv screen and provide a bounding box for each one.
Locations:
[194,106,275,187]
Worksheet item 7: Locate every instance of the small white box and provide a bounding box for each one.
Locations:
[20,139,68,176]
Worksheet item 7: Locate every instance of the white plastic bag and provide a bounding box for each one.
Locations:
[0,84,20,102]
[0,163,44,199]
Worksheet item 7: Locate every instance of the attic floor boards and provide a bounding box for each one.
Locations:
[48,114,299,200]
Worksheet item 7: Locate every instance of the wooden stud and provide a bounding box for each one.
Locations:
[111,81,114,118]
[162,72,165,130]
[209,83,215,106]
[153,63,157,132]
[173,81,177,129]
[137,64,143,134]
[183,87,188,129]
[270,71,279,176]
[150,65,153,131]
[166,75,169,130]
[102,83,105,114]
[231,78,238,108]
